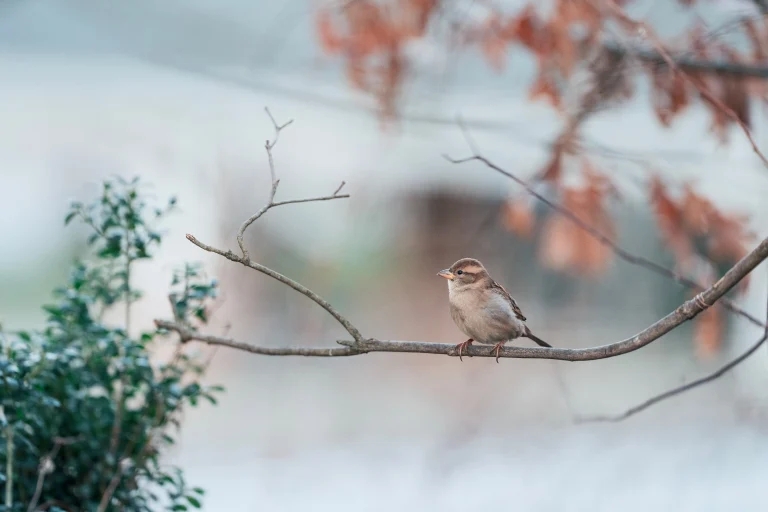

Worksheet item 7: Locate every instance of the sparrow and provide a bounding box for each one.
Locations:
[437,257,552,362]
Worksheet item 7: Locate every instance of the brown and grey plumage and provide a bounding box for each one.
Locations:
[437,257,551,362]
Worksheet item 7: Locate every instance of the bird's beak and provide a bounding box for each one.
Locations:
[437,269,455,280]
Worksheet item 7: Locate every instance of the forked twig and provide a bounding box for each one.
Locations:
[235,108,348,262]
[196,109,357,341]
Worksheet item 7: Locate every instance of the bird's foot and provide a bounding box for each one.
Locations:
[490,342,506,363]
[455,339,474,361]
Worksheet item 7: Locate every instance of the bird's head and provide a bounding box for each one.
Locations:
[437,258,489,291]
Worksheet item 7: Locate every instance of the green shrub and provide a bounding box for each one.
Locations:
[1,177,222,511]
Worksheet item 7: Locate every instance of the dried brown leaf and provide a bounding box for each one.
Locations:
[540,211,578,273]
[481,33,508,70]
[649,176,693,265]
[507,5,539,50]
[539,152,563,183]
[680,184,712,236]
[694,301,722,359]
[501,199,536,238]
[316,10,343,54]
[346,57,369,90]
[708,213,754,281]
[529,70,562,109]
[650,68,689,127]
[404,0,439,37]
[539,166,616,277]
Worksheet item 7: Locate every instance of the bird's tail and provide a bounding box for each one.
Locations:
[525,328,552,348]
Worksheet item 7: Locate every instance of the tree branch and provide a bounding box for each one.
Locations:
[604,43,768,79]
[235,107,348,262]
[576,276,768,423]
[183,233,363,343]
[197,108,358,342]
[157,232,768,361]
[27,437,80,512]
[155,320,358,356]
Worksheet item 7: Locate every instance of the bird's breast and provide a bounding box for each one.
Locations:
[449,288,523,343]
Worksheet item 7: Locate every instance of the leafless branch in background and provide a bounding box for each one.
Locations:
[576,278,768,423]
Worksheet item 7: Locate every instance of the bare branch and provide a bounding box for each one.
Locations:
[604,43,768,79]
[27,437,80,512]
[157,233,768,361]
[155,320,358,356]
[264,107,293,148]
[444,147,767,330]
[271,192,351,208]
[577,275,768,423]
[333,180,347,196]
[184,233,363,343]
[235,109,347,261]
[96,460,126,512]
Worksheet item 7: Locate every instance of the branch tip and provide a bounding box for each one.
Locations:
[333,181,347,196]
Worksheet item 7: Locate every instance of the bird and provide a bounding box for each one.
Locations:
[437,257,552,362]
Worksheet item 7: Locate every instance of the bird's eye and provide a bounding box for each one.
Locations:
[456,270,464,275]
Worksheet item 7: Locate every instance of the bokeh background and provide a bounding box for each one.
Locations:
[4,0,768,510]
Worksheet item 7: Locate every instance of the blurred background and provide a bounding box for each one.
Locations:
[4,0,768,510]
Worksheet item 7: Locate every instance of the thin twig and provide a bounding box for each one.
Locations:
[183,234,363,342]
[265,108,293,151]
[235,109,347,261]
[96,460,126,512]
[155,233,768,361]
[444,148,767,330]
[576,275,768,422]
[155,321,357,356]
[27,437,80,512]
[333,181,347,196]
[603,43,768,79]
[4,424,13,508]
[97,391,168,512]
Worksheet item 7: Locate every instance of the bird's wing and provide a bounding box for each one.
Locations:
[490,280,527,322]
